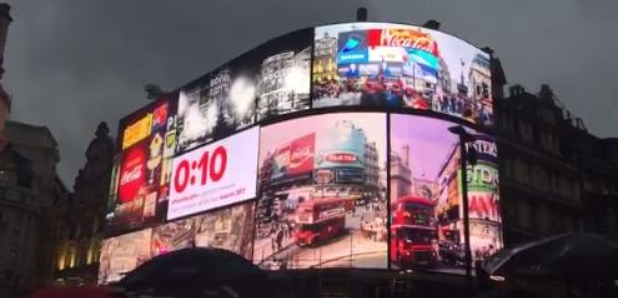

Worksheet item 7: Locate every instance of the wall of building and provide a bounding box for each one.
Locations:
[49,122,114,285]
[0,121,65,297]
[495,84,618,245]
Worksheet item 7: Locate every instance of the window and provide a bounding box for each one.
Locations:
[536,204,550,232]
[514,159,529,184]
[551,212,564,232]
[518,199,531,229]
[532,125,540,144]
[532,166,548,191]
[502,156,511,179]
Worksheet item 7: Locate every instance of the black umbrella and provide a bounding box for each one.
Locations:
[483,232,618,281]
[118,248,268,298]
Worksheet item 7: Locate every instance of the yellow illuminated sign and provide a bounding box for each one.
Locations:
[122,114,153,149]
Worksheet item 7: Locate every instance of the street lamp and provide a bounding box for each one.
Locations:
[448,125,477,293]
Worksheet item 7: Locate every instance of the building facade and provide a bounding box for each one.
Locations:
[494,82,618,245]
[0,121,68,297]
[49,122,114,285]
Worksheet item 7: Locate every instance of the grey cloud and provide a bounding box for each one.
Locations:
[3,0,617,187]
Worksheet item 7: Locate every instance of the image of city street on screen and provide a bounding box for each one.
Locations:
[176,29,312,154]
[389,114,502,274]
[312,23,493,127]
[254,113,388,270]
[98,202,255,285]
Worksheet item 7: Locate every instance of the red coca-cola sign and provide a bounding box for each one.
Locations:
[325,153,358,163]
[289,133,315,175]
[367,28,439,56]
[118,145,147,203]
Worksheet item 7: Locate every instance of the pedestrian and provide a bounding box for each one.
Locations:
[276,228,284,251]
[286,221,293,238]
[271,226,278,252]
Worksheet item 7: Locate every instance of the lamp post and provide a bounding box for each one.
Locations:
[448,125,477,293]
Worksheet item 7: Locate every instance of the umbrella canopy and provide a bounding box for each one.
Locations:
[483,232,618,281]
[118,247,268,298]
[28,286,123,298]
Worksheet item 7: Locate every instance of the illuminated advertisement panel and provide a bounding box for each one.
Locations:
[102,23,501,279]
[176,29,312,153]
[99,202,256,285]
[168,127,259,220]
[98,228,152,285]
[389,114,502,273]
[254,113,387,270]
[313,23,493,127]
[151,202,256,260]
[152,202,255,260]
[106,95,177,236]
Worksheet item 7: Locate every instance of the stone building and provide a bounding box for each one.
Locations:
[0,121,68,297]
[494,81,618,245]
[49,122,114,285]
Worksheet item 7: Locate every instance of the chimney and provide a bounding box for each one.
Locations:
[356,7,368,22]
[402,144,410,167]
[481,47,494,56]
[509,85,525,97]
[423,20,441,30]
[0,3,10,152]
[491,57,507,100]
[539,84,554,104]
[0,3,11,80]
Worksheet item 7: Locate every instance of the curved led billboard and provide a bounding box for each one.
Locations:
[313,23,493,127]
[102,22,500,282]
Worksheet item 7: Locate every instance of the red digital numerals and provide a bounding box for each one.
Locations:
[173,146,228,193]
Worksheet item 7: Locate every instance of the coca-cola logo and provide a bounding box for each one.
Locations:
[120,166,142,186]
[376,29,437,54]
[325,153,358,163]
[290,146,313,164]
[288,133,315,174]
[118,146,147,203]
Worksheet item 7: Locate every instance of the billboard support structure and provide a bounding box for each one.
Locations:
[448,125,477,293]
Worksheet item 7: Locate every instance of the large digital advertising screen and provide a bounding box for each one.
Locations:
[389,114,502,273]
[254,113,388,270]
[168,127,259,220]
[99,202,256,285]
[313,23,493,127]
[152,202,256,260]
[102,23,502,281]
[176,29,312,153]
[98,228,153,285]
[106,95,178,236]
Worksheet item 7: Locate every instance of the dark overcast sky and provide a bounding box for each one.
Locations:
[4,0,618,187]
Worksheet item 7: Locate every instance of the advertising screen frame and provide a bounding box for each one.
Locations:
[102,21,500,281]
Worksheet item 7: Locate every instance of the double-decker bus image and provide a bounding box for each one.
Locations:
[293,197,354,247]
[390,196,438,269]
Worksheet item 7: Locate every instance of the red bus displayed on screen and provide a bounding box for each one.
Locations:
[390,196,438,269]
[294,197,354,247]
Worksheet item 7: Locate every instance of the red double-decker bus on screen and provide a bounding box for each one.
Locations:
[293,197,353,247]
[390,196,438,269]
